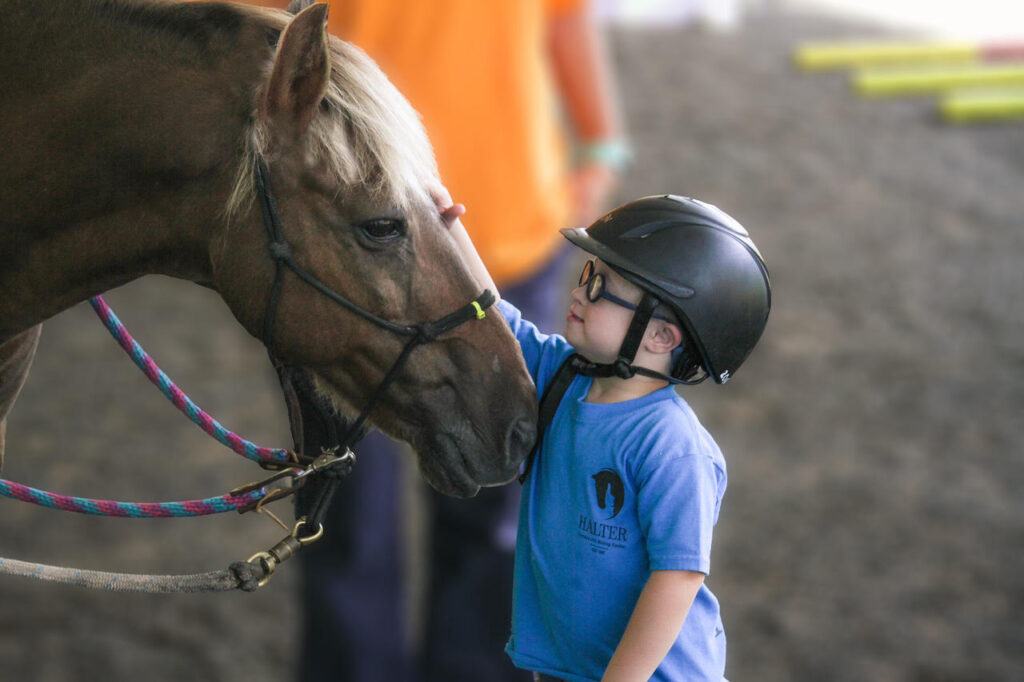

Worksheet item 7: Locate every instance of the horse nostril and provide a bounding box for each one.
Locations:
[505,417,536,464]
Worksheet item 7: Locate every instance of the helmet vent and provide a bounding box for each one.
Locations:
[619,220,687,239]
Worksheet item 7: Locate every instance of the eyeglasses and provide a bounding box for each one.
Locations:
[578,259,670,321]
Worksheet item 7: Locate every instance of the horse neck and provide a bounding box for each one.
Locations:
[0,0,274,337]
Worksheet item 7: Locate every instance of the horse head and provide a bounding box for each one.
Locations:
[211,5,536,497]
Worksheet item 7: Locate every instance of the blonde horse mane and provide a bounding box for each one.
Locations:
[229,11,438,216]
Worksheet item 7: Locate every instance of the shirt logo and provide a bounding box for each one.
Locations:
[591,468,624,519]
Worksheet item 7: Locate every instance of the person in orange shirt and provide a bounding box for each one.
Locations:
[226,1,627,680]
[318,0,626,282]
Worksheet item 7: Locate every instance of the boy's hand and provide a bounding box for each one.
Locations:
[428,184,499,300]
[441,202,467,228]
[429,184,466,229]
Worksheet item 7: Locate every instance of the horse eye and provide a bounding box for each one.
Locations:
[359,218,405,242]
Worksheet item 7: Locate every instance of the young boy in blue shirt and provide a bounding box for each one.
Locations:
[441,193,771,681]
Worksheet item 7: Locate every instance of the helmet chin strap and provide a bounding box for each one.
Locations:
[573,292,684,384]
[611,291,658,377]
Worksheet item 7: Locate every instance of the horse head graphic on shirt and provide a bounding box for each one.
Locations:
[591,469,625,519]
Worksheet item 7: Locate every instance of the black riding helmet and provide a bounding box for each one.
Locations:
[561,194,771,384]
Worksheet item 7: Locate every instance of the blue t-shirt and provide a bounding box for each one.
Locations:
[500,301,728,682]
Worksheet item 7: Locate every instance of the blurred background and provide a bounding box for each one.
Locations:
[2,1,1022,680]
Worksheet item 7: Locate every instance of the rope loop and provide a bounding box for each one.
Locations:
[229,559,265,592]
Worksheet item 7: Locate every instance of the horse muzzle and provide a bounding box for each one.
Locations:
[416,411,536,498]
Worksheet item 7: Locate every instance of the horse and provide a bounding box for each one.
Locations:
[0,0,537,500]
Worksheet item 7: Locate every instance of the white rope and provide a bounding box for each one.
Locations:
[0,555,263,592]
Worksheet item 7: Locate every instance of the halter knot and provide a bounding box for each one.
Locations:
[413,323,441,344]
[269,241,292,261]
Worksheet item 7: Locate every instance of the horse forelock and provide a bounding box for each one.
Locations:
[229,25,438,217]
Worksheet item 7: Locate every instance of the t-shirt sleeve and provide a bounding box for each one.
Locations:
[636,451,724,575]
[498,299,575,393]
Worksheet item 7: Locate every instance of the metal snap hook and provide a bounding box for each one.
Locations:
[293,517,325,545]
[246,550,277,589]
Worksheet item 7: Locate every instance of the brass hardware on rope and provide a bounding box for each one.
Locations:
[246,517,325,589]
[293,446,356,481]
[231,446,356,509]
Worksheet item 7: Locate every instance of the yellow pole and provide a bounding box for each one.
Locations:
[853,62,1024,97]
[794,41,979,71]
[941,88,1024,122]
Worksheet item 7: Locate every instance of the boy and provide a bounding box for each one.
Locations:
[443,194,771,681]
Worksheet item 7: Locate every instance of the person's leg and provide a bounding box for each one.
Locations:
[421,484,523,680]
[420,248,571,682]
[297,429,413,682]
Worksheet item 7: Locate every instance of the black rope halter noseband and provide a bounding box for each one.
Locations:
[253,156,494,532]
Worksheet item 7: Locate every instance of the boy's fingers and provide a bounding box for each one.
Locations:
[441,203,467,220]
[428,184,467,228]
[440,202,467,230]
[428,183,455,208]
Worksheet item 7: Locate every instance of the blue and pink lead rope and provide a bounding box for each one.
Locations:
[0,296,295,518]
[89,296,291,467]
[0,479,264,517]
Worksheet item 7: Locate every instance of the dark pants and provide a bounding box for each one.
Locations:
[298,248,571,682]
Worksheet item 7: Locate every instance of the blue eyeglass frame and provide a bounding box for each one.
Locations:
[579,259,671,321]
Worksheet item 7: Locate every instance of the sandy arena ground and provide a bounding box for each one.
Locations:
[2,5,1022,681]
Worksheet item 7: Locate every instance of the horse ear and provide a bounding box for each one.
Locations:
[286,0,316,15]
[260,3,330,143]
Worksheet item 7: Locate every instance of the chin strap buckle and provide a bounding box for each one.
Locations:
[612,358,635,379]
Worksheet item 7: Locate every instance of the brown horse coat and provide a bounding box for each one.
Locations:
[0,0,535,495]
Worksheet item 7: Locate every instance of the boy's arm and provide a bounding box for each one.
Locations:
[434,193,501,303]
[601,570,706,682]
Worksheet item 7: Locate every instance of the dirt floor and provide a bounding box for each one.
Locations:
[2,6,1023,682]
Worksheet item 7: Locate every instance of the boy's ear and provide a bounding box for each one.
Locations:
[645,320,683,355]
